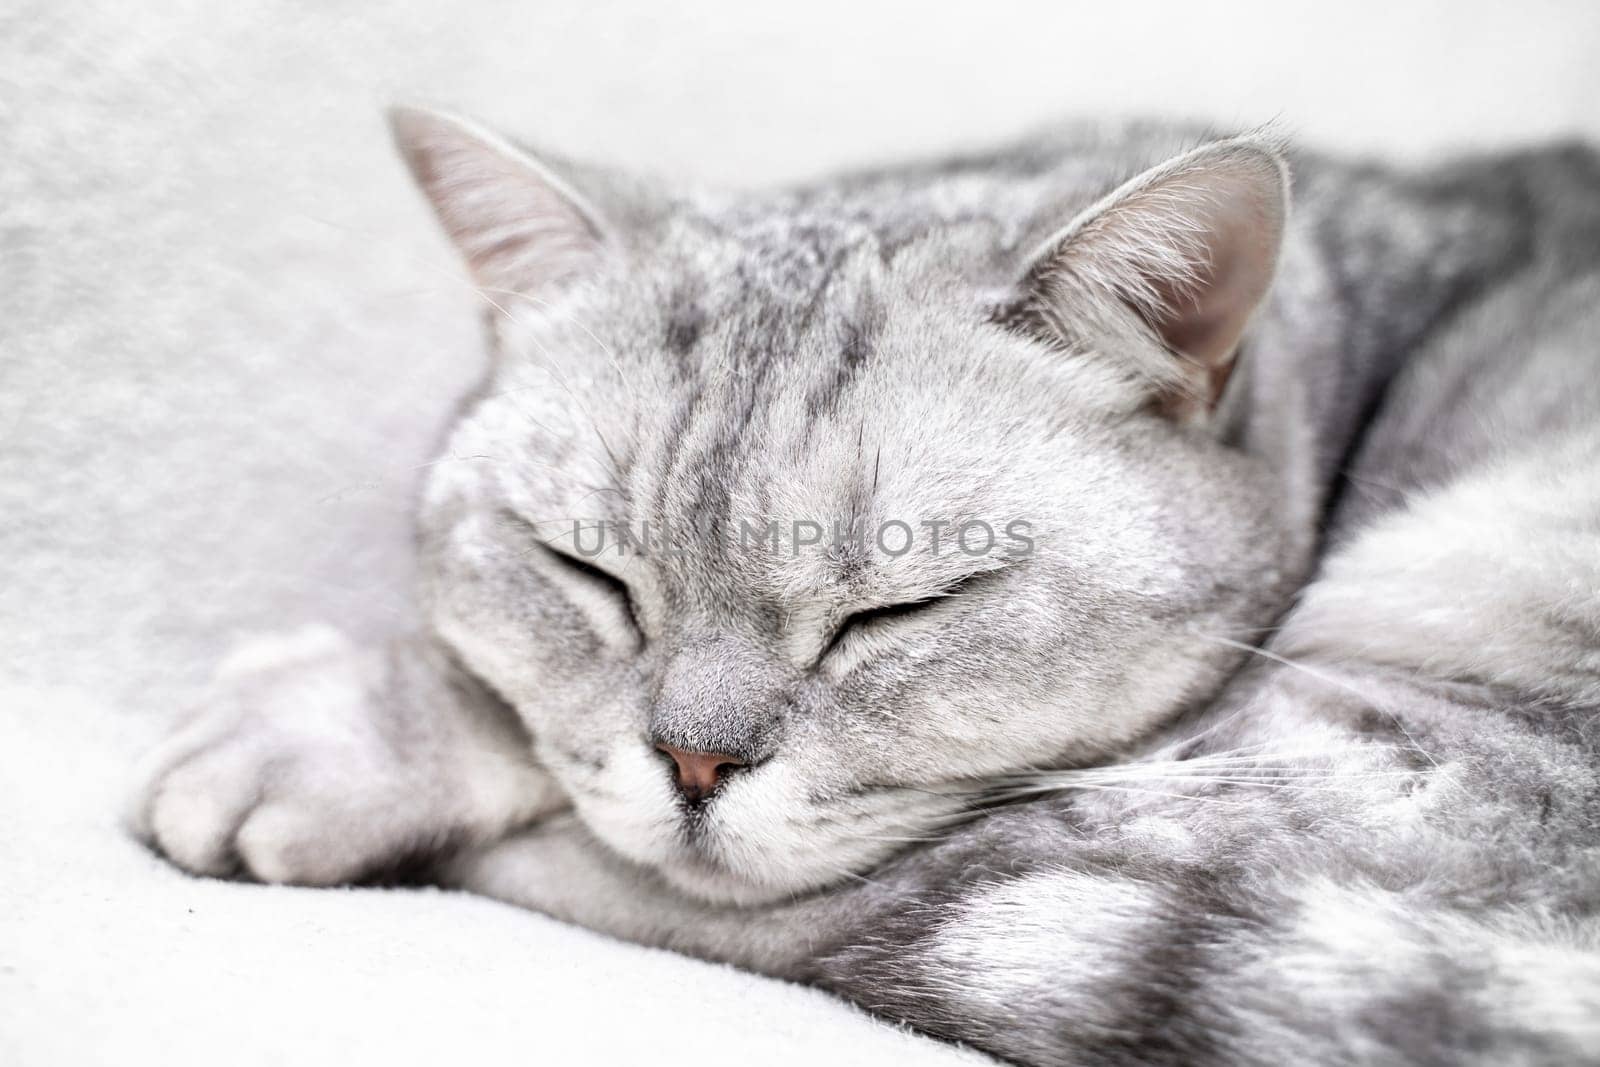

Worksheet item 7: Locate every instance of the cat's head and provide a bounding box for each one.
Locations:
[393,109,1297,904]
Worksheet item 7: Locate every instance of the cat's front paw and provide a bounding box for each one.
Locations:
[132,625,550,886]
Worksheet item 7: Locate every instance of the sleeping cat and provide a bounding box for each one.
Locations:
[134,109,1600,1064]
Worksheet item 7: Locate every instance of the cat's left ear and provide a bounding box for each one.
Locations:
[1015,136,1288,421]
[388,106,610,300]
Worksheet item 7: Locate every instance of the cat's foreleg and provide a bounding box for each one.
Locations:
[133,625,564,885]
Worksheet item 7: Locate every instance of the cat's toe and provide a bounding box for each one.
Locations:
[233,801,373,886]
[142,749,265,877]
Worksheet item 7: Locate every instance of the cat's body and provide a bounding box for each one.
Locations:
[135,117,1600,1065]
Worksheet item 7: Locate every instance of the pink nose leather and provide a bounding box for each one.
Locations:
[655,743,746,803]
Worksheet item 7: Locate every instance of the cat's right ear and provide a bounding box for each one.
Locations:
[388,106,610,300]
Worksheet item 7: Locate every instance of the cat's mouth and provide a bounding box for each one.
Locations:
[547,732,986,903]
[584,768,978,905]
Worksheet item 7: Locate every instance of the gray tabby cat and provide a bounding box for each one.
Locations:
[134,108,1600,1065]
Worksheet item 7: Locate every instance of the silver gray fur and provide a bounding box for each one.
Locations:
[134,109,1600,1065]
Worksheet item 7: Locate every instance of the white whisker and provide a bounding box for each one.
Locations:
[1193,632,1441,769]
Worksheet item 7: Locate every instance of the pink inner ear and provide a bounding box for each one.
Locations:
[1152,192,1282,381]
[1025,139,1288,421]
[390,108,606,299]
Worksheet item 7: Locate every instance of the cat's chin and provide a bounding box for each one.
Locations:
[645,846,848,907]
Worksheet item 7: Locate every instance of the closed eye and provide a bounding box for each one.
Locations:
[819,572,990,663]
[501,510,644,638]
[538,542,643,635]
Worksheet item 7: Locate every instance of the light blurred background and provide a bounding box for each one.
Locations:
[2,2,1597,1063]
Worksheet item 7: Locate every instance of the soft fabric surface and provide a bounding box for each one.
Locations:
[0,683,986,1065]
[4,2,1597,1063]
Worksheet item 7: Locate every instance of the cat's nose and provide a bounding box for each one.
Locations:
[654,742,747,804]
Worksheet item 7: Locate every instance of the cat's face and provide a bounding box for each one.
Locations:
[397,110,1295,903]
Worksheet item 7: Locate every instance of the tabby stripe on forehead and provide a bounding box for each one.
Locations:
[804,298,882,420]
[663,292,706,357]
